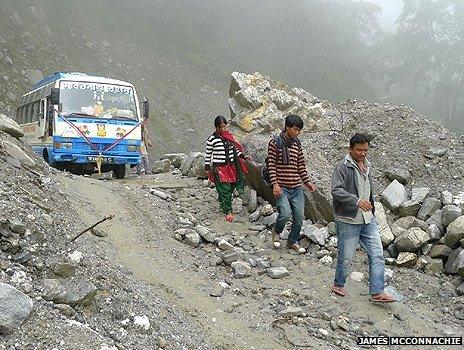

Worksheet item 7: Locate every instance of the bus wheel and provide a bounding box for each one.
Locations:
[113,164,126,179]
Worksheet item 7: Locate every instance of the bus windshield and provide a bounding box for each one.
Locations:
[59,81,138,120]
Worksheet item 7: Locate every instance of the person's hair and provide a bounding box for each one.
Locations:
[349,133,372,148]
[285,114,303,129]
[214,115,228,128]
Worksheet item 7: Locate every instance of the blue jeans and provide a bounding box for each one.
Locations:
[274,186,304,244]
[334,219,385,295]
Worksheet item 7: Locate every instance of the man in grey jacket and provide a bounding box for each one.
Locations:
[331,133,395,302]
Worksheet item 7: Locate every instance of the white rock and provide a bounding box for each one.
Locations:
[133,315,150,330]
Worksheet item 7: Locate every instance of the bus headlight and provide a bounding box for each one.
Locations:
[54,142,73,149]
[127,145,139,152]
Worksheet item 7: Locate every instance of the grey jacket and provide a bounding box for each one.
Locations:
[331,157,375,219]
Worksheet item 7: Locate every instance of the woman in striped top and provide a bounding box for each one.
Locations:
[205,116,249,222]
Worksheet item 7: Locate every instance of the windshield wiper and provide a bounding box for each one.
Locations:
[71,112,98,118]
[110,115,136,121]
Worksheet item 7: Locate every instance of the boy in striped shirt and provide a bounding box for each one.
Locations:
[268,114,316,253]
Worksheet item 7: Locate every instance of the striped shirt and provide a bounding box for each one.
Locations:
[267,138,311,188]
[205,133,242,171]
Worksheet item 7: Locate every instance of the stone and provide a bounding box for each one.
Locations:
[456,283,464,296]
[185,232,201,247]
[149,188,173,200]
[424,259,444,274]
[441,191,454,206]
[260,204,274,216]
[0,113,24,139]
[229,71,249,97]
[385,268,394,284]
[394,227,430,252]
[180,152,203,175]
[443,216,464,248]
[152,159,171,174]
[396,252,417,267]
[421,243,433,255]
[261,212,278,227]
[444,248,463,274]
[234,86,262,110]
[231,261,252,278]
[319,255,333,265]
[426,147,447,158]
[249,208,261,222]
[391,217,420,237]
[416,255,430,269]
[303,226,328,246]
[0,283,33,334]
[381,180,408,213]
[411,187,431,204]
[267,267,289,279]
[426,224,442,241]
[41,278,97,307]
[160,153,187,168]
[232,197,243,214]
[217,239,234,251]
[2,139,36,168]
[375,202,394,246]
[279,306,303,318]
[7,218,27,235]
[398,200,421,217]
[417,197,441,221]
[384,167,411,185]
[52,262,77,278]
[222,250,241,265]
[209,283,225,297]
[194,225,216,243]
[268,89,293,110]
[247,189,258,213]
[426,210,444,233]
[441,205,462,228]
[327,222,336,236]
[349,271,364,282]
[429,245,452,259]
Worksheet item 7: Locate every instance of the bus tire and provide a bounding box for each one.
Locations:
[113,164,126,179]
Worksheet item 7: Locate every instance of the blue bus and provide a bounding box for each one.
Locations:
[15,72,149,178]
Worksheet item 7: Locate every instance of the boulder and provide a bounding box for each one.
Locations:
[441,191,454,206]
[185,232,201,247]
[426,210,444,233]
[267,266,289,279]
[426,224,442,241]
[424,259,444,274]
[267,89,293,110]
[0,283,33,334]
[231,261,252,278]
[391,216,420,238]
[291,87,317,104]
[41,278,97,307]
[411,187,431,204]
[2,139,36,168]
[398,200,421,217]
[417,198,441,221]
[303,226,328,246]
[194,225,216,243]
[394,227,430,252]
[180,152,203,175]
[0,114,23,139]
[429,245,452,259]
[375,202,394,246]
[234,86,262,110]
[384,167,411,185]
[160,153,188,169]
[381,180,408,213]
[396,252,417,267]
[187,156,206,178]
[152,159,171,174]
[441,205,462,228]
[443,216,464,248]
[229,71,249,97]
[444,248,463,274]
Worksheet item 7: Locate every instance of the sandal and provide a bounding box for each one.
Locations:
[331,285,347,297]
[370,293,396,303]
[225,213,234,222]
[271,229,281,248]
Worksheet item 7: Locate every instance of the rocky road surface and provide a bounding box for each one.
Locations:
[48,171,464,349]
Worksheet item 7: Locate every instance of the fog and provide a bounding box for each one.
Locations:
[369,0,403,32]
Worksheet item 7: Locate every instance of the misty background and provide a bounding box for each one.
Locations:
[0,0,462,155]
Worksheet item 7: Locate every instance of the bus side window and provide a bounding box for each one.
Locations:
[32,101,39,122]
[21,106,27,124]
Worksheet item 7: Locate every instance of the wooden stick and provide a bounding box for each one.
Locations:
[70,215,114,242]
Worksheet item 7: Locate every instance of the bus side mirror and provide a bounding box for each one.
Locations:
[142,99,149,119]
[50,88,60,105]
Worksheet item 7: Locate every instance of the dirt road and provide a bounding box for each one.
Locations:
[58,172,464,350]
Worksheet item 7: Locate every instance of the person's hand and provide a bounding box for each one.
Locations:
[305,182,317,192]
[206,170,214,183]
[273,184,282,197]
[357,199,373,212]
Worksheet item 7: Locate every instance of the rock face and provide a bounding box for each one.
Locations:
[0,283,33,334]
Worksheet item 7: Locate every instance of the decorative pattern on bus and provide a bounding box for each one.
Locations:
[56,121,141,139]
